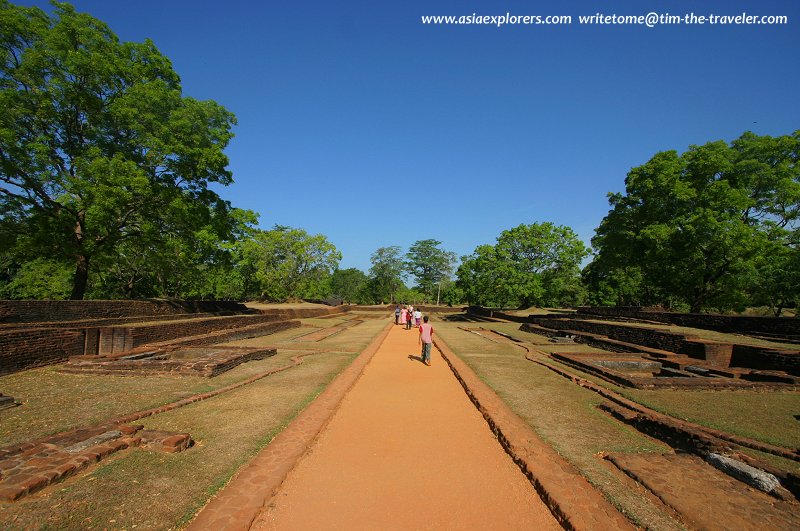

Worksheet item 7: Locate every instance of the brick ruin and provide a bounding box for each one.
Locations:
[467,306,799,390]
[0,300,348,377]
[0,299,356,502]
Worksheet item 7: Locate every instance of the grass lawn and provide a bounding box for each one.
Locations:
[0,318,387,530]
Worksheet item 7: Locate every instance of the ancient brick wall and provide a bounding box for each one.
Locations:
[731,345,800,375]
[575,307,799,337]
[0,328,84,376]
[529,317,706,357]
[0,300,249,324]
[106,315,283,354]
[467,307,529,323]
[254,306,348,319]
[0,303,350,374]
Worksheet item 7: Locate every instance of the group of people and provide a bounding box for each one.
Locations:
[395,304,422,329]
[394,304,434,366]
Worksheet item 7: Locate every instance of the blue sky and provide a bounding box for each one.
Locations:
[18,0,800,271]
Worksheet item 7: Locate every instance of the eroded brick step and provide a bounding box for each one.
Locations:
[607,453,800,530]
[0,425,190,502]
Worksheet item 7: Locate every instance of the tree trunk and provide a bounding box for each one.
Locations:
[70,254,90,300]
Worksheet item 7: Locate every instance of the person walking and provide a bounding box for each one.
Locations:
[400,306,408,327]
[413,308,422,328]
[394,305,401,325]
[418,315,434,366]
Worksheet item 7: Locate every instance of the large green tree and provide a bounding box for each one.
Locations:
[0,1,237,299]
[368,246,404,304]
[457,223,588,308]
[330,267,369,304]
[405,239,457,303]
[589,131,800,313]
[240,225,341,302]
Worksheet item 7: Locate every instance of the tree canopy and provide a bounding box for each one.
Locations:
[587,131,800,313]
[405,239,457,303]
[458,222,588,308]
[368,246,404,304]
[0,0,238,299]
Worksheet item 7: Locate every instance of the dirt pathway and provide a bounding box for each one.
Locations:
[251,324,560,530]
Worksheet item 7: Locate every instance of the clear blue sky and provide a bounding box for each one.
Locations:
[18,0,800,272]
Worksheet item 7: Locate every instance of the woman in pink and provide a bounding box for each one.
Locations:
[399,307,408,326]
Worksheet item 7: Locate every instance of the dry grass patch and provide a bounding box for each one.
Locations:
[0,320,388,530]
[0,351,357,530]
[624,388,800,451]
[433,321,683,531]
[496,323,800,452]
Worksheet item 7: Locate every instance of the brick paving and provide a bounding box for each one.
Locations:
[0,424,190,501]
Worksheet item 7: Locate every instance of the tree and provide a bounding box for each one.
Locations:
[494,223,588,307]
[241,225,341,302]
[405,239,457,303]
[457,223,588,308]
[330,267,369,304]
[0,1,237,298]
[588,131,800,312]
[457,245,515,307]
[368,246,404,304]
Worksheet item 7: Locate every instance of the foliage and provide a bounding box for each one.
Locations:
[0,257,72,299]
[457,223,588,308]
[240,225,341,302]
[0,1,237,299]
[405,239,457,302]
[368,246,404,304]
[588,131,800,313]
[330,267,369,304]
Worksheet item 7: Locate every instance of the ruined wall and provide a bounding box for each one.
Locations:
[466,307,529,323]
[0,300,249,324]
[0,303,350,375]
[0,328,84,376]
[575,307,799,337]
[731,345,800,376]
[529,317,704,356]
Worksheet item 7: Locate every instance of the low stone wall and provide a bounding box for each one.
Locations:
[252,306,349,319]
[0,328,85,376]
[351,305,464,314]
[732,345,800,376]
[0,303,351,375]
[466,306,529,322]
[526,318,799,373]
[529,317,709,358]
[0,300,250,324]
[576,306,800,337]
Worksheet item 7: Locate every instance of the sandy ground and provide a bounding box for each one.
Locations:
[252,323,560,530]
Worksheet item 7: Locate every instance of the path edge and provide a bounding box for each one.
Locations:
[186,320,394,531]
[434,335,636,531]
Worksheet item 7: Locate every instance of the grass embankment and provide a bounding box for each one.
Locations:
[435,320,685,531]
[0,317,388,530]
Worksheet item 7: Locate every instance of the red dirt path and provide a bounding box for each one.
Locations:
[252,324,561,530]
